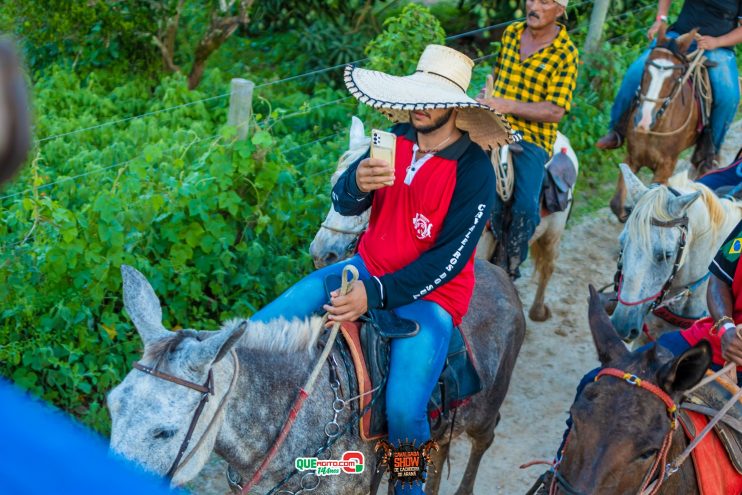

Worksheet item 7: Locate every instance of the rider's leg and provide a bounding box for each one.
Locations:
[386,300,453,495]
[705,47,740,155]
[506,141,549,275]
[695,158,742,190]
[250,254,371,323]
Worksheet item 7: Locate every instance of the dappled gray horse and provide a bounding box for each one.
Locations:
[0,38,31,184]
[109,263,524,494]
[611,164,742,344]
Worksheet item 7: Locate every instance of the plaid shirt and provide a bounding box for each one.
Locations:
[492,21,578,152]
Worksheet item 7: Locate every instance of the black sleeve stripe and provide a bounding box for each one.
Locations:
[710,259,734,286]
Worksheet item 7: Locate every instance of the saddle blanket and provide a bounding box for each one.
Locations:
[680,410,742,495]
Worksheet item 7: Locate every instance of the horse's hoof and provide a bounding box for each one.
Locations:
[529,304,551,322]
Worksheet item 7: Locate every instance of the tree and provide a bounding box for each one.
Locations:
[149,0,254,89]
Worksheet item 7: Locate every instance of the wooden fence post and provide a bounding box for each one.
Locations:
[227,78,254,141]
[584,0,611,54]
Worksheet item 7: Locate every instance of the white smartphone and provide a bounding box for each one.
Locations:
[370,129,396,185]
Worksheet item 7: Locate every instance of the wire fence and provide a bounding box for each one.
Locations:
[34,0,609,145]
[5,0,658,206]
[0,132,224,202]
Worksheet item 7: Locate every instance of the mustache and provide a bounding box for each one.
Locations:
[528,11,540,19]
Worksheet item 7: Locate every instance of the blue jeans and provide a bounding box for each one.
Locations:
[253,255,453,495]
[610,32,740,152]
[490,140,549,270]
[556,331,742,460]
[696,158,742,190]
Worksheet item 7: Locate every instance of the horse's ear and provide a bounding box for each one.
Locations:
[675,28,698,54]
[588,285,628,366]
[121,265,170,345]
[620,163,648,207]
[657,341,711,395]
[667,190,701,217]
[349,116,366,150]
[194,321,247,365]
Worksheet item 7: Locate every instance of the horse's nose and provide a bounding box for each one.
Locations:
[627,327,640,341]
[321,252,339,267]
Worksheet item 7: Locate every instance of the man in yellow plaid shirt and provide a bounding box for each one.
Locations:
[477,0,578,279]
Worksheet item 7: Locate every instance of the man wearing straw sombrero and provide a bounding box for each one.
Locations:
[477,0,578,279]
[249,44,515,493]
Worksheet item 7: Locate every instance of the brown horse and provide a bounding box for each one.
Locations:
[0,38,31,185]
[553,285,712,494]
[610,26,707,220]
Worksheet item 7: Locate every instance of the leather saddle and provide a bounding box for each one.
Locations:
[682,375,742,474]
[333,306,482,441]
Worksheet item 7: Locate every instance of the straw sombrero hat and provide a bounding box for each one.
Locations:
[344,44,517,149]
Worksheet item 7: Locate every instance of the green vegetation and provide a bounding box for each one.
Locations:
[1,0,680,433]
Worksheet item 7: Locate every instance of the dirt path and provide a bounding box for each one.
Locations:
[189,123,742,494]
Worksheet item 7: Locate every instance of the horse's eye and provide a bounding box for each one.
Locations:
[152,428,177,440]
[654,252,671,263]
[639,448,658,460]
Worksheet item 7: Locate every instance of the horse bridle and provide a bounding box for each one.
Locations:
[551,369,679,495]
[319,222,366,257]
[614,214,689,313]
[131,348,239,480]
[638,47,690,125]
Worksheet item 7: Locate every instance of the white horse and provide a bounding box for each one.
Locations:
[610,163,742,343]
[310,117,579,322]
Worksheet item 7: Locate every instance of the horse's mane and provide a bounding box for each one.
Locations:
[626,172,738,256]
[143,316,325,365]
[223,317,324,354]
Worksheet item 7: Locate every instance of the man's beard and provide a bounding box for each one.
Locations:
[410,108,455,134]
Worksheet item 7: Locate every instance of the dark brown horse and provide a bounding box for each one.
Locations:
[0,37,31,185]
[554,285,712,494]
[610,26,707,220]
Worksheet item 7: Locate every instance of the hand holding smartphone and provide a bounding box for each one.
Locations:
[356,129,396,191]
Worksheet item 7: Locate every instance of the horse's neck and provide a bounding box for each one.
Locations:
[213,346,370,490]
[215,347,311,464]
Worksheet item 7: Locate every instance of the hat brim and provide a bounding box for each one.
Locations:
[344,65,517,149]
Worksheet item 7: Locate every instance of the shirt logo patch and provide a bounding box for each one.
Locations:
[412,213,433,240]
[730,238,742,255]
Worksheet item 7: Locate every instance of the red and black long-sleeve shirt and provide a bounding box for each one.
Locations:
[332,124,496,325]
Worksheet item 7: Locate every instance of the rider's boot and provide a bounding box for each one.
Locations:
[595,130,624,150]
[696,152,722,177]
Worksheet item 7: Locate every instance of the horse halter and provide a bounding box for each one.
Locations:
[614,213,688,312]
[132,361,214,479]
[319,222,366,258]
[637,47,689,126]
[596,369,679,495]
[551,369,679,495]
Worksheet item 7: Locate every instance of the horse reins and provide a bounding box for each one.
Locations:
[237,265,359,495]
[132,347,241,480]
